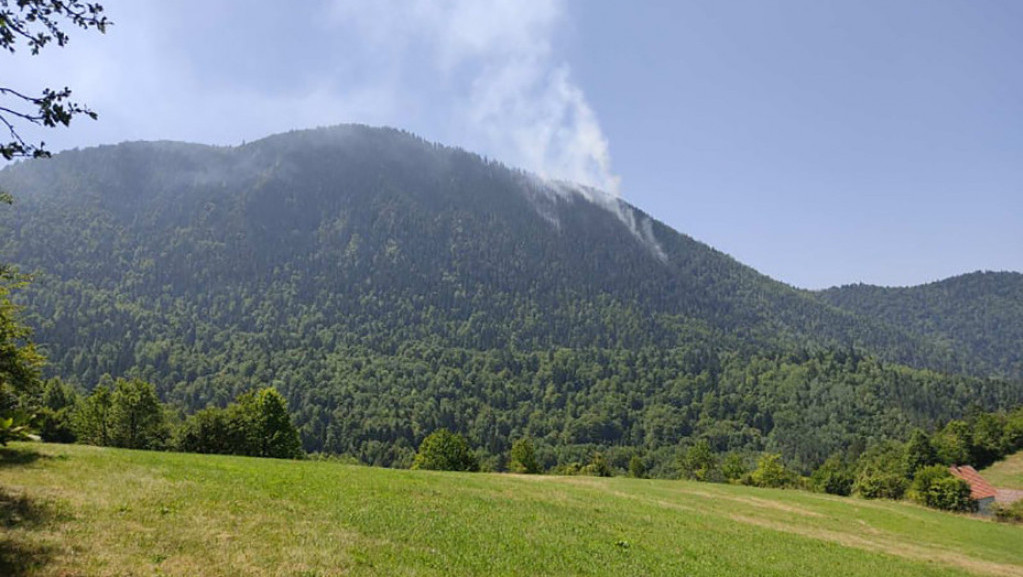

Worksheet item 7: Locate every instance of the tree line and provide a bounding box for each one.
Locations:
[32,377,302,459]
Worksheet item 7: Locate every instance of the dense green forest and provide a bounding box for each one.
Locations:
[819,272,1023,379]
[0,125,1020,471]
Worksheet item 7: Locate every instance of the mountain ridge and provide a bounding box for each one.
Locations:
[0,124,1019,468]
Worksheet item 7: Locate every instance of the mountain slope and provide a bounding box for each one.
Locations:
[0,125,956,362]
[0,125,1019,467]
[818,272,1023,378]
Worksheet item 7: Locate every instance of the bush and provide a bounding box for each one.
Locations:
[582,452,613,477]
[720,452,750,483]
[36,406,76,443]
[509,437,541,474]
[177,387,303,459]
[412,429,479,472]
[994,500,1023,524]
[678,440,720,482]
[854,472,909,500]
[811,454,854,496]
[748,454,798,488]
[908,465,975,511]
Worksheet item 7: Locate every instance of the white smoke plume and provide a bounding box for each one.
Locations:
[329,0,621,195]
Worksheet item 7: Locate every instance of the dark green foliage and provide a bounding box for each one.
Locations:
[0,268,44,445]
[678,440,720,482]
[853,441,910,500]
[628,455,647,479]
[903,429,938,476]
[932,420,973,466]
[908,465,975,512]
[720,452,751,483]
[177,407,237,455]
[0,127,1022,470]
[108,377,167,449]
[969,412,1010,468]
[35,378,79,442]
[854,473,909,500]
[509,437,540,474]
[583,452,613,477]
[928,409,1023,470]
[73,384,111,446]
[811,454,854,496]
[242,388,303,459]
[412,429,478,472]
[820,272,1023,379]
[177,387,302,459]
[73,377,167,450]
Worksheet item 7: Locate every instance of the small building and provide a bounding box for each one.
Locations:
[948,465,998,514]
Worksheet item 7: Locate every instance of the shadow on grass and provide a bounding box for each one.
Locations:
[0,447,49,469]
[0,538,54,577]
[0,465,63,576]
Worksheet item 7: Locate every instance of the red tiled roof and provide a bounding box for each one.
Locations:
[948,465,998,500]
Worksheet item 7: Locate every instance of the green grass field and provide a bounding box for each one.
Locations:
[1,443,1021,577]
[981,452,1023,490]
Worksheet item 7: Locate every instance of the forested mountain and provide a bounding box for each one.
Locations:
[0,125,1019,470]
[818,272,1023,379]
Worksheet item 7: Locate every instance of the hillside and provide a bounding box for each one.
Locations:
[0,126,950,361]
[819,272,1023,379]
[981,451,1023,491]
[2,443,1022,577]
[0,125,1020,469]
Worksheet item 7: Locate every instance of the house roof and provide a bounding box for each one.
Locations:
[948,465,998,500]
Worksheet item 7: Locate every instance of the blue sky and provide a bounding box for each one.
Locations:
[4,0,1020,288]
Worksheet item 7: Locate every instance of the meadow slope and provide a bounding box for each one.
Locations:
[982,451,1023,490]
[1,443,1022,577]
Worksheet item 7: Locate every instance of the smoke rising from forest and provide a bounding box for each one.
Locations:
[329,0,621,195]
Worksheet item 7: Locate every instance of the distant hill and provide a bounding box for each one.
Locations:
[0,125,1019,468]
[818,272,1023,378]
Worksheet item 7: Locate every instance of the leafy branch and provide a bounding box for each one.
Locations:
[0,0,109,159]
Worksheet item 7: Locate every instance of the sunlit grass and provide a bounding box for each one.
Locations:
[982,451,1023,490]
[1,443,1021,576]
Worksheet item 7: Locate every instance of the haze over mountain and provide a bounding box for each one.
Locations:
[0,125,1019,469]
[819,272,1023,379]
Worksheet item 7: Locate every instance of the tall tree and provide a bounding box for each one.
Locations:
[244,387,303,459]
[0,265,43,444]
[109,377,166,450]
[74,384,111,446]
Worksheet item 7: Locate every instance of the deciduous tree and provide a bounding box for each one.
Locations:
[0,0,109,159]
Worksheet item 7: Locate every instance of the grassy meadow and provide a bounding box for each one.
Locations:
[982,452,1023,490]
[1,443,1022,577]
